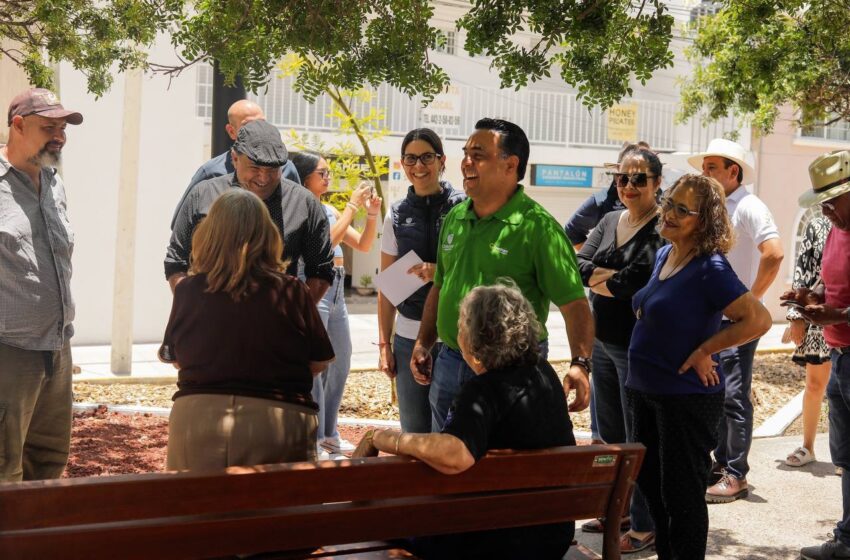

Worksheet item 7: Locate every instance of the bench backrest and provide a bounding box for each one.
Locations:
[0,443,644,560]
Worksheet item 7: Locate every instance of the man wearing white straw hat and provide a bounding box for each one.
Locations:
[786,150,850,560]
[689,138,784,503]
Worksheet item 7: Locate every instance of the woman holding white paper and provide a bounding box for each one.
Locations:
[290,150,381,457]
[378,129,465,433]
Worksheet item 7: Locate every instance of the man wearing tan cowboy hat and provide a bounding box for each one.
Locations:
[0,88,83,481]
[689,138,784,503]
[786,150,850,560]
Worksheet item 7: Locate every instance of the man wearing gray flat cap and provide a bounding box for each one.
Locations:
[789,150,850,560]
[165,120,333,301]
[0,88,82,481]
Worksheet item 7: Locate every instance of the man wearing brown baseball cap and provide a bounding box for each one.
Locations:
[0,87,82,482]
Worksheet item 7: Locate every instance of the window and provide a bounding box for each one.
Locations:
[196,63,213,120]
[801,117,850,143]
[434,30,456,55]
[788,205,823,281]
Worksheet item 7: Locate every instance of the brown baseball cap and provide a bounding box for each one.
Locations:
[7,88,83,126]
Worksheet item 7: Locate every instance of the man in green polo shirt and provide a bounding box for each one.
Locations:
[410,118,595,431]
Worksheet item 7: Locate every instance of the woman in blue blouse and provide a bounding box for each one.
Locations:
[627,174,771,560]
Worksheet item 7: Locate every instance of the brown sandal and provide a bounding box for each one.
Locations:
[581,516,631,533]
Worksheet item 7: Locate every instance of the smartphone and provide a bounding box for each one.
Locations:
[780,300,806,310]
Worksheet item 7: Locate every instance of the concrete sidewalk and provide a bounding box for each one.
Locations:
[576,434,840,560]
[72,316,795,382]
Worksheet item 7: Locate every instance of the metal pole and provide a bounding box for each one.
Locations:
[211,61,246,156]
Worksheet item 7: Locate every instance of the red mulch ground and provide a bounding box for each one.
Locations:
[66,408,383,478]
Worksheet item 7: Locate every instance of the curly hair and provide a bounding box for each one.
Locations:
[666,174,735,255]
[458,282,540,371]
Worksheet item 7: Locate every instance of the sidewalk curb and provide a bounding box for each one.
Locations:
[753,389,805,438]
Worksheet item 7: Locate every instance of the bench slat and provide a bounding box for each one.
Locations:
[0,445,641,531]
[1,486,609,560]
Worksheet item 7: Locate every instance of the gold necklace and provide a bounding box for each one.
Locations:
[635,246,696,320]
[626,204,658,228]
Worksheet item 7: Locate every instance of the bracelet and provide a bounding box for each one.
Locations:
[394,432,402,455]
[373,341,391,347]
[570,356,592,376]
[367,212,379,219]
[346,202,359,212]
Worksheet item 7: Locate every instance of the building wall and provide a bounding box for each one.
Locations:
[751,106,843,320]
[0,41,34,143]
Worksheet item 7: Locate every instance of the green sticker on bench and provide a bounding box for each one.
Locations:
[593,454,617,467]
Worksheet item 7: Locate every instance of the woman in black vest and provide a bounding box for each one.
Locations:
[377,128,465,433]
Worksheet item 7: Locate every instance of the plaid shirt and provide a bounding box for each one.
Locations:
[0,151,75,351]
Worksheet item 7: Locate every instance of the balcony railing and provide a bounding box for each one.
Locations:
[197,64,736,152]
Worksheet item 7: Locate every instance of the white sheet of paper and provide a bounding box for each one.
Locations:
[373,250,426,307]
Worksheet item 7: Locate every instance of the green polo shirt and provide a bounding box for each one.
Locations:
[433,185,586,350]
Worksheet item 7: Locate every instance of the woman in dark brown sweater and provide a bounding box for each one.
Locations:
[159,189,334,471]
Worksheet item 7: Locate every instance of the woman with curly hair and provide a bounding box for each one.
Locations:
[353,283,576,559]
[627,174,771,560]
[159,189,335,471]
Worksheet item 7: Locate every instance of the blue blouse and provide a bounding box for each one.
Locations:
[627,245,748,395]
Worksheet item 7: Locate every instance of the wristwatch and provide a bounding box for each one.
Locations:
[570,356,592,376]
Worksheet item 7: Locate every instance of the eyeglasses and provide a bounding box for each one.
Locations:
[661,197,699,219]
[402,152,440,166]
[611,172,657,188]
[313,169,331,179]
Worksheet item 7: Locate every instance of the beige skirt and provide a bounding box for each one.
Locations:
[166,393,318,471]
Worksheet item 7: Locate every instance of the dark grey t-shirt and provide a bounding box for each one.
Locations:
[164,173,333,283]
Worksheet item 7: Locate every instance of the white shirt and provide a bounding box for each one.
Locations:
[380,217,423,340]
[724,185,780,291]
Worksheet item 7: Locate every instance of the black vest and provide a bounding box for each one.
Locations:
[392,181,465,321]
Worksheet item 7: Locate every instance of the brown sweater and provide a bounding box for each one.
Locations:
[160,273,334,408]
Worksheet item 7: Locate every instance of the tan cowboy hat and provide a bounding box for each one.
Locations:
[799,150,850,207]
[687,138,756,185]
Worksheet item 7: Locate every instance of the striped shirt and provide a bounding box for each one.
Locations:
[0,150,75,351]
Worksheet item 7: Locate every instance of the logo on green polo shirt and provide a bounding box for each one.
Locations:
[442,233,455,252]
[490,243,508,255]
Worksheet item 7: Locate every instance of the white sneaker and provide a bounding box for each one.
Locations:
[321,437,356,453]
[316,445,330,461]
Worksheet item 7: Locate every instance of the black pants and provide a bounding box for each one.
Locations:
[627,388,724,560]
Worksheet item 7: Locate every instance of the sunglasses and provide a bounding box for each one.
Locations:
[611,172,657,188]
[661,197,699,219]
[820,200,836,212]
[402,152,440,166]
[313,169,331,179]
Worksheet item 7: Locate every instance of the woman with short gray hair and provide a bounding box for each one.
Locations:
[353,283,576,558]
[458,283,540,371]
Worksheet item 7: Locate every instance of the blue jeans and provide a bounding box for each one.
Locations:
[393,335,437,433]
[311,267,351,442]
[713,323,759,479]
[429,341,549,432]
[828,349,850,546]
[592,339,654,533]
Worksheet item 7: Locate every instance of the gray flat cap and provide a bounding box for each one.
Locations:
[232,120,288,166]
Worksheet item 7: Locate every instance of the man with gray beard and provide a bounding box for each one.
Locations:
[0,88,82,481]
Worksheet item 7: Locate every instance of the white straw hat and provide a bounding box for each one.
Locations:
[687,138,756,185]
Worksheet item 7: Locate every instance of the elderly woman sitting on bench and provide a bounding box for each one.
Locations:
[353,283,577,559]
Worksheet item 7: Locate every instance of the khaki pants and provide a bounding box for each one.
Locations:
[0,342,73,482]
[167,393,318,471]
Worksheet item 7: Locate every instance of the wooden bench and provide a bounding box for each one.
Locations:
[0,443,644,560]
